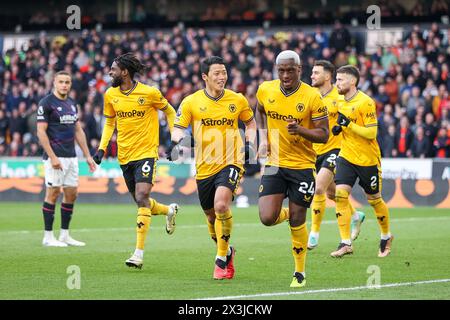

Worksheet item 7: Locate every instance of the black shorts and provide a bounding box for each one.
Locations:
[334,156,381,195]
[196,165,243,211]
[120,158,157,194]
[316,148,340,173]
[259,166,316,208]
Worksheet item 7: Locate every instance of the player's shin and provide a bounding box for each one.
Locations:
[206,217,217,244]
[61,203,73,230]
[290,223,307,275]
[42,202,55,232]
[311,193,326,233]
[368,197,391,238]
[214,210,233,258]
[136,207,152,250]
[335,189,352,243]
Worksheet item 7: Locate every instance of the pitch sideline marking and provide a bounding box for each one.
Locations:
[196,278,450,300]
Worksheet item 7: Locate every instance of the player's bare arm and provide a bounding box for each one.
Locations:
[75,122,96,173]
[286,117,329,143]
[37,122,62,170]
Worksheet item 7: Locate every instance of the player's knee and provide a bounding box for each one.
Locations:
[259,210,277,226]
[64,192,78,203]
[46,189,60,203]
[214,201,229,214]
[135,191,150,207]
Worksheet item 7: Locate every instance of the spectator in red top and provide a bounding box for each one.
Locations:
[396,116,413,157]
[93,71,107,93]
[384,75,399,105]
[434,127,450,158]
[165,78,183,105]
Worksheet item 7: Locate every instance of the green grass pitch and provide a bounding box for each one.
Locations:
[0,202,449,300]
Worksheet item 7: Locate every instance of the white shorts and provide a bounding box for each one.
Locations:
[44,157,79,188]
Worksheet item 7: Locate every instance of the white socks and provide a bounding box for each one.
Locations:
[134,249,144,259]
[60,229,69,239]
[381,233,391,240]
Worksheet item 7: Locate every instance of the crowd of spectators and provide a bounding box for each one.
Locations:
[0,21,449,162]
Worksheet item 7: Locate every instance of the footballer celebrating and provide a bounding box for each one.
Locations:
[168,56,257,280]
[255,50,329,287]
[308,60,365,250]
[93,53,179,269]
[330,65,393,258]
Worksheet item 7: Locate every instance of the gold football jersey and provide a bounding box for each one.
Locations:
[174,89,254,179]
[338,90,381,166]
[103,81,171,164]
[256,79,328,170]
[313,86,342,155]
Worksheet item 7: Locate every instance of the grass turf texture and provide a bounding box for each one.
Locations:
[0,202,449,300]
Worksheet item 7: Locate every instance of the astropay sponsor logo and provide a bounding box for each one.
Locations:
[266,111,302,124]
[116,110,146,118]
[201,118,235,126]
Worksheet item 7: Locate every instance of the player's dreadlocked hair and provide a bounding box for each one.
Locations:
[114,53,148,79]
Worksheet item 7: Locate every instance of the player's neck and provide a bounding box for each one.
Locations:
[204,86,224,99]
[344,87,358,101]
[53,91,67,100]
[281,80,301,94]
[120,79,136,92]
[319,83,333,97]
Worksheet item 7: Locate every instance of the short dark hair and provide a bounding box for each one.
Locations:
[336,65,360,86]
[54,70,71,78]
[200,56,226,75]
[114,52,148,79]
[314,60,335,78]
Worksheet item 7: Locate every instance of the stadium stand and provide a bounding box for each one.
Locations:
[0,21,449,162]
